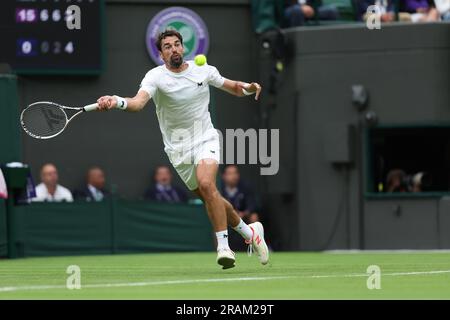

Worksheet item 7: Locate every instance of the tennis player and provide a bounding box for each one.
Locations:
[96,30,268,269]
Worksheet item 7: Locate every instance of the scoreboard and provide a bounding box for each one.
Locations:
[0,0,104,75]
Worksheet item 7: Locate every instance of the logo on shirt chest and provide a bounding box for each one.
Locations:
[159,75,209,102]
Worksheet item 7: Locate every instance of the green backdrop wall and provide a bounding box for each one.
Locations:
[8,200,214,258]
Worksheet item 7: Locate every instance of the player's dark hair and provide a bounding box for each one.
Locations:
[156,30,183,51]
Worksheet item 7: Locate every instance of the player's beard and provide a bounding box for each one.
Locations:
[170,54,183,68]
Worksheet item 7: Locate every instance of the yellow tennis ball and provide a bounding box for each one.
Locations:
[194,54,207,66]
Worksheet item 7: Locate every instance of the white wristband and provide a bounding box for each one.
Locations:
[114,95,128,110]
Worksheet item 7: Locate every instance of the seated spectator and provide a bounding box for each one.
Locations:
[357,0,396,22]
[73,167,110,202]
[144,165,188,203]
[220,165,261,251]
[411,172,424,192]
[284,0,340,27]
[386,169,407,192]
[400,0,440,22]
[434,0,450,20]
[220,165,260,224]
[33,163,73,202]
[411,171,432,192]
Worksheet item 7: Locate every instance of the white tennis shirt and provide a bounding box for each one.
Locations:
[139,60,225,154]
[33,183,73,202]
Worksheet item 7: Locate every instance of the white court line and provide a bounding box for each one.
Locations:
[1,270,450,293]
[310,270,450,278]
[0,276,292,293]
[324,249,450,254]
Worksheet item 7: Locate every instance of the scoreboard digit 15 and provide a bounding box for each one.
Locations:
[0,0,104,75]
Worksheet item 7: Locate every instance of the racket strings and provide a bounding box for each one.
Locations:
[21,103,68,138]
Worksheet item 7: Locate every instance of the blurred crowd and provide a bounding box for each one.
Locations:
[384,169,432,193]
[281,0,450,27]
[29,162,262,221]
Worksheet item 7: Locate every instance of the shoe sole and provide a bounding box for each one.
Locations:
[217,256,235,270]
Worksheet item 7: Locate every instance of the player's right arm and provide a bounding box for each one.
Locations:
[97,90,151,112]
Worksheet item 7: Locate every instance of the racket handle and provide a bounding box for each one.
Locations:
[83,103,99,112]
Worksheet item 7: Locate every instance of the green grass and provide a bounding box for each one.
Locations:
[0,252,449,299]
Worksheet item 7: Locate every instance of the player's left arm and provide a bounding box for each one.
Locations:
[220,79,262,100]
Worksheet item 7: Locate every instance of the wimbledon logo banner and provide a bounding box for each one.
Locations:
[146,7,210,65]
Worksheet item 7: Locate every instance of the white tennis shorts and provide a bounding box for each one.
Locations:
[166,134,221,191]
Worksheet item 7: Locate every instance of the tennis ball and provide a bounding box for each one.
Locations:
[194,54,207,66]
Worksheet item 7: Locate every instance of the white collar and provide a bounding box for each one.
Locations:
[156,183,172,191]
[225,186,238,197]
[88,184,98,193]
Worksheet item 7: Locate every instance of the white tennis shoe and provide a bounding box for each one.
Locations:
[216,248,236,269]
[246,222,269,265]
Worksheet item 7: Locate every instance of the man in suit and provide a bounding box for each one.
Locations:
[220,165,262,251]
[144,165,188,203]
[220,165,260,224]
[73,167,109,202]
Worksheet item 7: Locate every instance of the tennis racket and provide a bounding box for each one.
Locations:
[20,101,98,139]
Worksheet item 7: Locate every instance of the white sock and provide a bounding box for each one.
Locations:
[232,219,253,241]
[216,230,230,250]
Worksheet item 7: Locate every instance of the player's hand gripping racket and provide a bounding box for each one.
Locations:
[20,101,98,139]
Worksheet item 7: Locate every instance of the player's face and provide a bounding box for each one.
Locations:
[160,36,184,68]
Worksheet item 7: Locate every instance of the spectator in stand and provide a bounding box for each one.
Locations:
[73,167,110,202]
[144,165,189,203]
[33,163,73,202]
[284,0,340,27]
[220,165,260,224]
[357,0,396,22]
[400,0,440,22]
[220,165,262,251]
[434,0,450,20]
[386,169,408,193]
